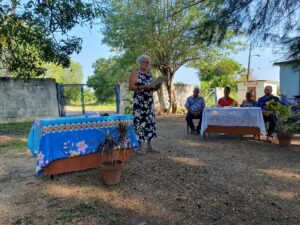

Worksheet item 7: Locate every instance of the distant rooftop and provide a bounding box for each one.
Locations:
[273,59,300,66]
[237,80,278,83]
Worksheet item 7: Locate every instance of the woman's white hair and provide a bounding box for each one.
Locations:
[136,54,151,65]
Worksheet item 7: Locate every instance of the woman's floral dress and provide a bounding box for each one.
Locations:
[133,71,157,142]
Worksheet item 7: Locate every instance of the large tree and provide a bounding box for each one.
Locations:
[101,0,238,113]
[193,57,245,89]
[0,0,104,78]
[183,0,300,59]
[87,57,130,103]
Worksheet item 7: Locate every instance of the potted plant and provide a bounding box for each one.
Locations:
[266,100,295,147]
[99,122,131,185]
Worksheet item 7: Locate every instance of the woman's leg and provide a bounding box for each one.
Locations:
[147,139,160,153]
[137,140,146,154]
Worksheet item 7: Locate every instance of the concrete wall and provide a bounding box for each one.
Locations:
[237,82,249,104]
[279,65,300,98]
[119,82,195,114]
[237,81,278,105]
[154,83,195,110]
[0,78,59,123]
[119,82,132,114]
[261,82,278,96]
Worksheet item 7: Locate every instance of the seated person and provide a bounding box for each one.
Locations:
[185,87,205,134]
[257,86,280,137]
[241,92,257,107]
[218,87,235,107]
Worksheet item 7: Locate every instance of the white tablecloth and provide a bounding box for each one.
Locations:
[200,107,266,135]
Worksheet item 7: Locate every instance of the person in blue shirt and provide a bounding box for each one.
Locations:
[185,88,205,134]
[257,86,280,137]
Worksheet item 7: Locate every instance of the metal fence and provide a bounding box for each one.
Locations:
[57,84,120,117]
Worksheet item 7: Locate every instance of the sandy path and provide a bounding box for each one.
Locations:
[1,115,300,225]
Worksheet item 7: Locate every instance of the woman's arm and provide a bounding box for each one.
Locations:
[128,71,151,91]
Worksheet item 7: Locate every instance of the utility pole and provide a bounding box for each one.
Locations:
[246,41,252,81]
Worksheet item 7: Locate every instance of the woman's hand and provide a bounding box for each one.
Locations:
[193,112,200,117]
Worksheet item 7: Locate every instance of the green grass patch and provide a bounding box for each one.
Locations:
[0,122,32,135]
[0,138,27,149]
[54,201,98,224]
[53,200,123,225]
[0,122,30,158]
[0,136,29,158]
[105,212,122,225]
[66,102,116,112]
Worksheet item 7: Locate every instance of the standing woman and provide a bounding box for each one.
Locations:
[129,55,159,153]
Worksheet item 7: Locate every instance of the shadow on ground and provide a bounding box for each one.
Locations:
[1,116,300,225]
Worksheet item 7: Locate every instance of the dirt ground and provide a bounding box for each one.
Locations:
[1,115,300,225]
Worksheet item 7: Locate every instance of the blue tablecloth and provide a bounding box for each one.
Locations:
[27,115,138,176]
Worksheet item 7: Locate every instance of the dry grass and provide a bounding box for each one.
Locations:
[1,116,300,225]
[66,103,116,112]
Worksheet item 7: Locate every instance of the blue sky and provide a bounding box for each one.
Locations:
[71,26,283,85]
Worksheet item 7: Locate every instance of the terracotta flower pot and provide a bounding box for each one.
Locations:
[100,160,125,185]
[278,134,293,147]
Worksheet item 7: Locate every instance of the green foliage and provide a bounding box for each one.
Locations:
[88,57,129,103]
[54,201,98,223]
[44,61,83,84]
[192,56,246,89]
[44,61,83,103]
[102,0,238,71]
[100,0,241,112]
[0,1,105,78]
[266,100,295,135]
[192,0,300,59]
[83,89,97,104]
[0,122,31,135]
[266,100,291,122]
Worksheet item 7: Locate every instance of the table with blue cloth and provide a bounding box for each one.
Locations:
[27,115,139,176]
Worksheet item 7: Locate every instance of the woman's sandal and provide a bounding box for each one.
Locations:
[147,145,160,153]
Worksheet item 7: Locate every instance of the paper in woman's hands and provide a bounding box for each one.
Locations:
[150,76,167,88]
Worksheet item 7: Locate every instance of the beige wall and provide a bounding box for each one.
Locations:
[237,81,278,105]
[0,78,59,123]
[119,83,195,114]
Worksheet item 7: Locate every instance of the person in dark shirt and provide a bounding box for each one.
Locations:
[257,86,280,137]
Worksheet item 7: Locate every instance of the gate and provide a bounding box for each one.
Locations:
[57,84,120,117]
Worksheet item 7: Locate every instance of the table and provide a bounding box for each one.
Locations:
[200,107,266,137]
[27,115,139,176]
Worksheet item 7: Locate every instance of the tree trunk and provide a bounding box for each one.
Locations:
[157,66,177,114]
[165,73,177,114]
[156,87,165,113]
[165,77,173,113]
[172,85,177,113]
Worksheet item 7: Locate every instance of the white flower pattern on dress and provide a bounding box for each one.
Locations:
[133,71,157,142]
